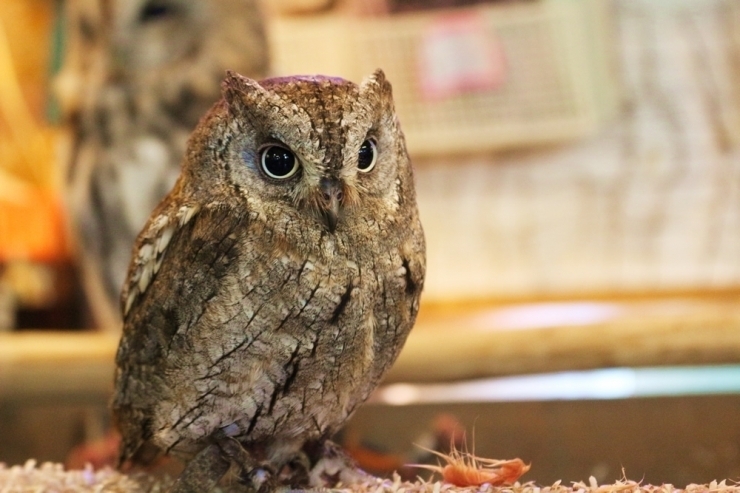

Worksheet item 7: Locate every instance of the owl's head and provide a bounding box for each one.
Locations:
[57,0,268,119]
[111,0,267,74]
[185,70,414,236]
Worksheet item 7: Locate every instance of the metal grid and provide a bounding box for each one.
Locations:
[268,0,619,156]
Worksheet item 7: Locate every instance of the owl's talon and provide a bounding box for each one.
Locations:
[251,468,277,493]
[275,450,311,487]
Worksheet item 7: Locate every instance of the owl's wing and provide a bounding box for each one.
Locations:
[113,198,249,465]
[121,202,201,318]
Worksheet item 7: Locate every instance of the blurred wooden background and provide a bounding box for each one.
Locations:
[416,0,740,301]
[2,0,740,486]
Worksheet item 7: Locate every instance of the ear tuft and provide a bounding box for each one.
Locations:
[360,69,392,97]
[221,70,263,107]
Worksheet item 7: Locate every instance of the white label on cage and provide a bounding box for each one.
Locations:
[418,11,507,100]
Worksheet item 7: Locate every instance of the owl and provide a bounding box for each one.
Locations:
[57,0,269,330]
[112,70,426,492]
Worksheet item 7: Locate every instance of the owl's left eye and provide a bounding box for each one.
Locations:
[139,1,177,22]
[260,145,300,180]
[357,139,377,172]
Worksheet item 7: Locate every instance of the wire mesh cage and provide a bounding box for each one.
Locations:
[268,0,619,156]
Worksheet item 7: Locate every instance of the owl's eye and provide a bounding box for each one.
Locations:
[140,1,176,22]
[260,145,300,180]
[357,139,377,172]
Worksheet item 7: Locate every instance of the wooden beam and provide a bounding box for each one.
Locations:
[385,296,740,383]
[2,296,740,399]
[0,332,117,399]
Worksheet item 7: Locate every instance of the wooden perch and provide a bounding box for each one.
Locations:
[2,294,740,400]
[385,294,740,383]
[0,331,117,399]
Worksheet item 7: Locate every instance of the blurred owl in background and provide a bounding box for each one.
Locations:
[56,0,269,330]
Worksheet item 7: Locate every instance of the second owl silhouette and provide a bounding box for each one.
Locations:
[58,0,269,330]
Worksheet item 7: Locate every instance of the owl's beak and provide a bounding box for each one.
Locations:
[320,178,343,233]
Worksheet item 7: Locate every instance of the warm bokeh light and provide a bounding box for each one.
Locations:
[0,0,67,262]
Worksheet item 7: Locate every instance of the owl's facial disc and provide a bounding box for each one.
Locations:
[319,177,344,233]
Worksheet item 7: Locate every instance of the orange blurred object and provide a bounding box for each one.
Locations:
[0,184,68,261]
[344,430,407,474]
[411,444,531,487]
[0,1,68,262]
[66,430,121,471]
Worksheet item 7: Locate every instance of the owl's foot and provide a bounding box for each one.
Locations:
[216,439,276,493]
[240,465,278,493]
[168,438,277,493]
[305,440,372,488]
[275,450,311,487]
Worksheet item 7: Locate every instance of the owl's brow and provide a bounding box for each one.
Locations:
[273,80,360,175]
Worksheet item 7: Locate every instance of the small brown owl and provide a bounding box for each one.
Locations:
[57,0,269,330]
[112,70,426,492]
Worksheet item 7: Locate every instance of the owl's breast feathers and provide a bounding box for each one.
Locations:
[113,195,424,465]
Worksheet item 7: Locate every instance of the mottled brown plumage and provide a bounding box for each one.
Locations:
[112,70,426,492]
[57,0,268,330]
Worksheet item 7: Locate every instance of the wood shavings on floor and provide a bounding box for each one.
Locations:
[0,460,168,493]
[1,461,738,493]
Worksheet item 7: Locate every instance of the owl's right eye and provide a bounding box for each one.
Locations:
[260,145,300,180]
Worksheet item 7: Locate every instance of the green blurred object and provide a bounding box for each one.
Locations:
[47,0,65,124]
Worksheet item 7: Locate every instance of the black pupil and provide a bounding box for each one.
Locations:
[263,147,296,177]
[358,140,375,170]
[140,2,174,21]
